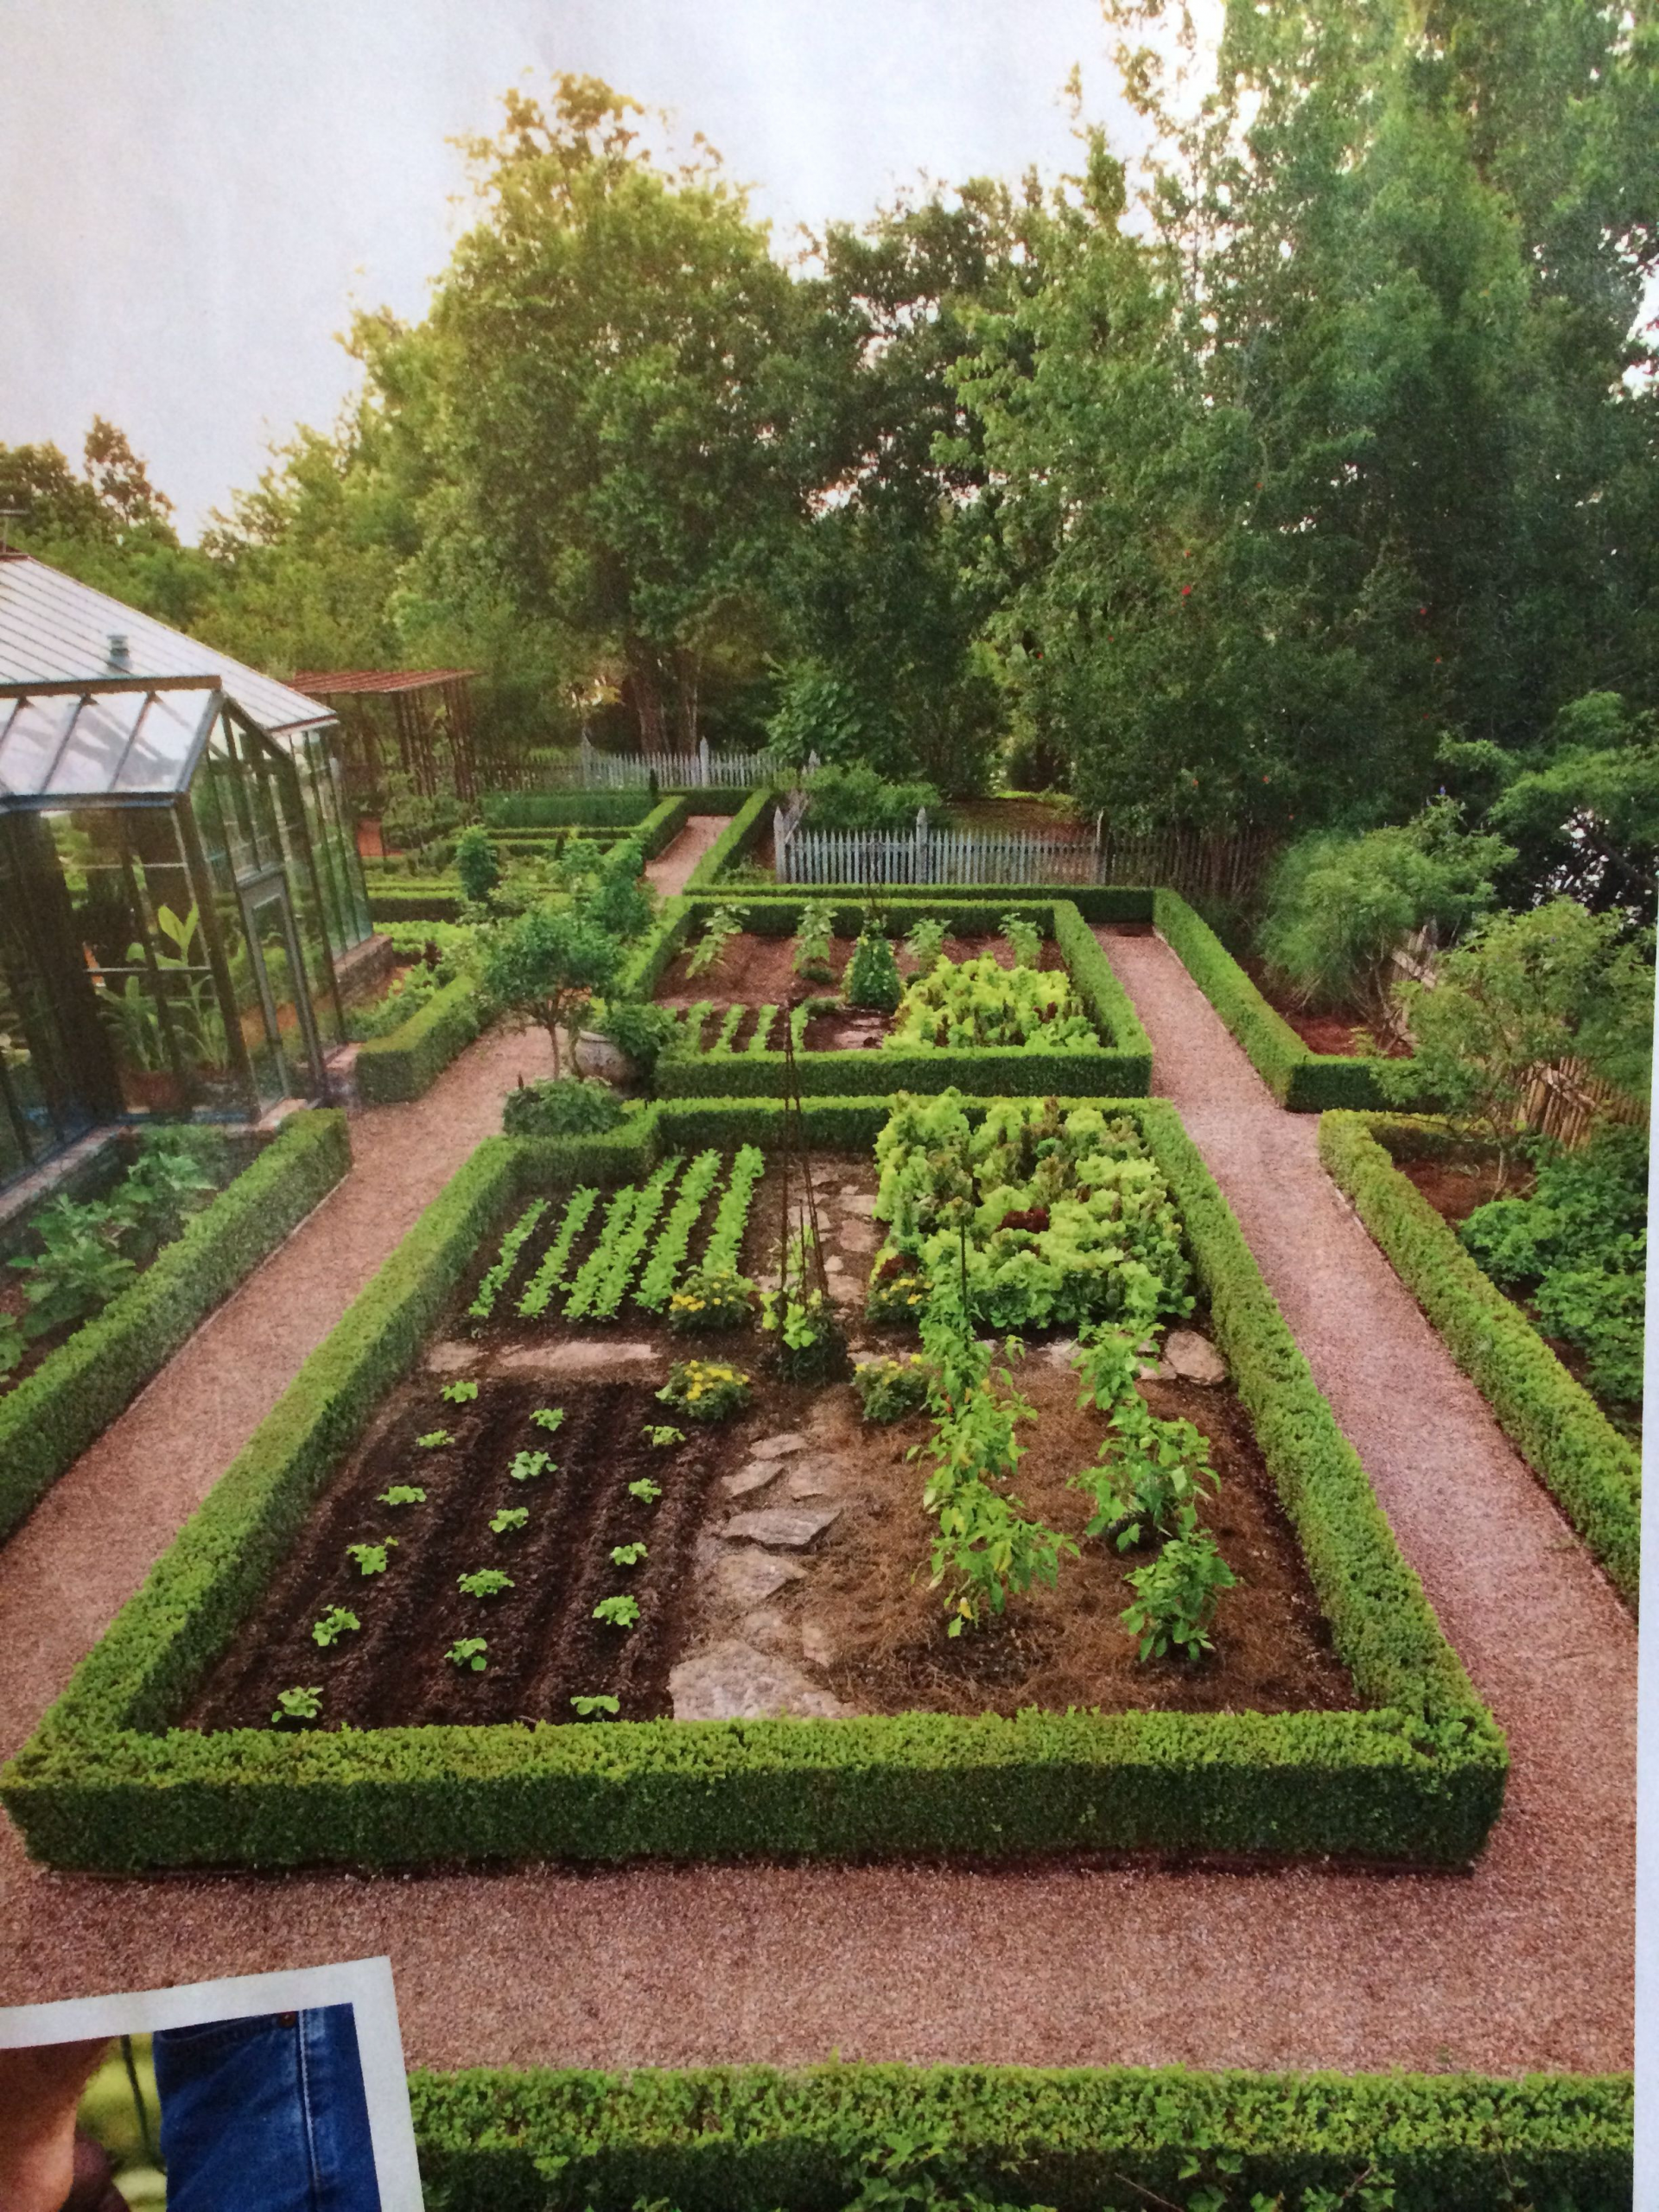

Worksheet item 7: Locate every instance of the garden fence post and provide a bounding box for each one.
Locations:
[916,806,929,887]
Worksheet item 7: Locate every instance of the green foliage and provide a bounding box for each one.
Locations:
[490,1507,530,1535]
[416,1429,454,1449]
[310,1607,359,1648]
[852,1355,934,1424]
[610,1542,648,1567]
[458,1568,514,1598]
[518,1187,601,1316]
[595,995,678,1077]
[502,1077,626,1139]
[793,898,838,982]
[377,1485,426,1507]
[1321,1113,1640,1608]
[686,899,747,978]
[442,1379,479,1403]
[594,1593,641,1629]
[628,1477,663,1502]
[509,1451,551,1483]
[563,1157,682,1321]
[454,824,502,906]
[1122,1530,1238,1662]
[885,953,1096,1053]
[270,1687,321,1725]
[355,976,485,1105]
[467,1197,549,1320]
[482,906,625,1078]
[570,1693,620,1717]
[0,1112,349,1545]
[1258,804,1513,1022]
[997,911,1043,970]
[657,1358,751,1422]
[844,931,904,1014]
[530,1406,566,1432]
[346,1540,397,1576]
[446,1638,489,1672]
[803,764,944,832]
[904,917,948,971]
[635,1148,723,1312]
[1377,899,1654,1170]
[644,1426,683,1447]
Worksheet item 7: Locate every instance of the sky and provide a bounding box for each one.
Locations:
[0,0,1186,541]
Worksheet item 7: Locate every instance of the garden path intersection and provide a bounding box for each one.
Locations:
[0,886,1632,2077]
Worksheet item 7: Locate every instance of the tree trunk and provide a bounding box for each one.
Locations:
[672,645,702,753]
[626,645,668,753]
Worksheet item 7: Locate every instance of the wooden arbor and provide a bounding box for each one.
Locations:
[291,669,480,807]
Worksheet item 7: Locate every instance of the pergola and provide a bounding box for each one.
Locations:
[291,669,480,806]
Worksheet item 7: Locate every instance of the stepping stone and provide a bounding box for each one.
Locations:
[722,1461,780,1500]
[1162,1330,1229,1386]
[801,1619,837,1669]
[670,1640,848,1721]
[786,1459,851,1500]
[823,1255,847,1275]
[710,1548,806,1609]
[1043,1337,1079,1368]
[836,1219,877,1256]
[426,1341,480,1374]
[740,1606,798,1655]
[840,1194,877,1216]
[838,1184,864,1198]
[750,1431,809,1461]
[497,1340,659,1377]
[723,1504,842,1549]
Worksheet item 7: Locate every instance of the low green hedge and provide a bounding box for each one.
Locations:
[683,787,774,890]
[0,1096,1503,1872]
[652,899,1153,1100]
[366,885,466,925]
[1319,1111,1642,1609]
[483,791,659,829]
[407,2060,1632,2212]
[1152,891,1432,1111]
[0,1110,351,1546]
[356,976,486,1105]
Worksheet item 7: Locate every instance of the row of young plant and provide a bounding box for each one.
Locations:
[461,1144,769,1330]
[855,1092,1236,1657]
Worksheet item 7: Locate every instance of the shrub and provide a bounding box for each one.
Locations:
[657,1358,752,1422]
[482,909,626,1079]
[851,1354,933,1423]
[805,762,943,832]
[502,1078,626,1139]
[594,997,678,1078]
[355,976,484,1104]
[454,825,502,906]
[667,1266,756,1332]
[843,931,903,1014]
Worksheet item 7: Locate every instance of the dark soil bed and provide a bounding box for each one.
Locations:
[656,931,1064,1014]
[1240,957,1411,1058]
[1396,1154,1514,1224]
[188,1378,725,1731]
[772,1359,1358,1719]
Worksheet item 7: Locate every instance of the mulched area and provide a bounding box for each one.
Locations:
[1239,957,1412,1058]
[657,931,1065,1013]
[188,1380,721,1731]
[1397,1154,1513,1224]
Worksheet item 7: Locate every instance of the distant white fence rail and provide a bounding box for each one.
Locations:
[513,737,775,790]
[776,806,1274,899]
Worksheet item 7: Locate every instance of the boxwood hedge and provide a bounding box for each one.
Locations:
[0,1095,1503,1872]
[683,786,775,889]
[1320,1110,1641,1610]
[407,2059,1631,2212]
[355,976,487,1105]
[647,898,1154,1099]
[0,1109,351,1545]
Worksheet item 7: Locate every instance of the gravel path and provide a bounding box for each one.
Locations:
[645,815,727,897]
[0,928,1632,2077]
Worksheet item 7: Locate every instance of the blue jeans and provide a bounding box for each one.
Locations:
[151,2005,382,2212]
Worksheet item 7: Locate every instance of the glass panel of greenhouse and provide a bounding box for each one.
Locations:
[0,677,372,1192]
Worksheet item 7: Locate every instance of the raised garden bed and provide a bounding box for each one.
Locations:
[2,1096,1504,1872]
[1319,1111,1640,1608]
[1240,955,1413,1061]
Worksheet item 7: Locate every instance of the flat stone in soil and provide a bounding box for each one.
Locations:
[670,1639,848,1720]
[739,1606,798,1654]
[723,1504,842,1549]
[497,1340,661,1377]
[709,1547,806,1608]
[786,1465,845,1500]
[426,1342,482,1374]
[801,1619,837,1669]
[1164,1329,1229,1385]
[722,1461,780,1499]
[836,1220,877,1256]
[750,1431,809,1460]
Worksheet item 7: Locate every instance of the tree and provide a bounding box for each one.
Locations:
[431,77,804,753]
[1379,898,1654,1179]
[0,419,213,630]
[480,906,624,1077]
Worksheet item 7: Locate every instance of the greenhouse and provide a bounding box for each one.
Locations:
[0,552,373,1188]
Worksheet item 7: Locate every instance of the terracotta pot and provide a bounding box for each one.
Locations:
[573,1030,633,1084]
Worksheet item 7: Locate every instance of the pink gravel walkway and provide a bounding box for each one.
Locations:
[0,929,1633,2077]
[645,815,727,896]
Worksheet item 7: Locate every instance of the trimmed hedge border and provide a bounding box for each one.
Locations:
[1320,1110,1641,1609]
[645,897,1154,1100]
[1151,890,1432,1111]
[356,976,486,1105]
[683,787,775,890]
[367,798,690,928]
[483,791,658,829]
[0,1094,1503,1873]
[0,1110,351,1546]
[406,2060,1632,2212]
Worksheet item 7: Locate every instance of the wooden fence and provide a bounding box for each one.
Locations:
[500,738,775,791]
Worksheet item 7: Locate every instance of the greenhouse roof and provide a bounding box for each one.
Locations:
[0,675,221,807]
[0,552,334,739]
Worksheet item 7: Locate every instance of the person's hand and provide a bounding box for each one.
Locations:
[0,2041,112,2212]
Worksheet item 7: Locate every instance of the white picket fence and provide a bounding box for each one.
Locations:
[529,737,776,789]
[779,808,1096,887]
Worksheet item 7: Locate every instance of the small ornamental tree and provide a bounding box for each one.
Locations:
[1379,897,1655,1182]
[482,907,624,1077]
[844,930,903,1013]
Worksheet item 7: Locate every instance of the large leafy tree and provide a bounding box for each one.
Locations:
[430,77,804,753]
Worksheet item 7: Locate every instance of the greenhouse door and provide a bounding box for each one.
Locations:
[239,871,326,1109]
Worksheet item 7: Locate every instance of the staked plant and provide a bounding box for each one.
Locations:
[844,930,903,1014]
[685,899,747,977]
[792,899,837,982]
[998,912,1044,969]
[446,1637,489,1672]
[310,1607,360,1647]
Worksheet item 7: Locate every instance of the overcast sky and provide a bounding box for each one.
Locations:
[0,0,1192,540]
